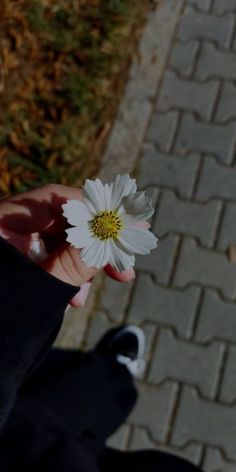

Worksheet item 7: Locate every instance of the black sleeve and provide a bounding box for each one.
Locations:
[0,235,79,430]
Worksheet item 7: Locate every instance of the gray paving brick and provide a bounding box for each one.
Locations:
[129,426,202,464]
[154,189,222,248]
[215,82,236,123]
[129,381,178,442]
[157,71,219,120]
[186,0,212,11]
[177,7,234,48]
[56,272,104,350]
[204,447,236,472]
[174,238,236,300]
[144,187,160,210]
[169,40,200,78]
[55,305,89,349]
[196,43,236,81]
[175,113,236,164]
[232,35,236,52]
[125,0,185,101]
[107,425,131,451]
[138,144,200,197]
[128,274,201,339]
[195,289,236,343]
[138,323,157,380]
[220,345,236,404]
[149,328,224,399]
[143,187,160,228]
[171,386,236,461]
[84,311,117,350]
[217,203,236,251]
[146,111,179,152]
[101,0,184,178]
[213,0,236,14]
[136,234,179,285]
[107,426,130,451]
[100,278,134,323]
[196,156,236,202]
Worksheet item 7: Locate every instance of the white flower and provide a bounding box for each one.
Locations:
[62,174,158,271]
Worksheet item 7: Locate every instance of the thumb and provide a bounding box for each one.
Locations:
[39,242,98,287]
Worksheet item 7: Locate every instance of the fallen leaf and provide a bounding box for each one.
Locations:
[228,244,236,263]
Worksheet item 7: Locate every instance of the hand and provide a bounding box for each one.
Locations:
[0,184,135,307]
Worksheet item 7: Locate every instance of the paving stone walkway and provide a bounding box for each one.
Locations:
[58,1,236,470]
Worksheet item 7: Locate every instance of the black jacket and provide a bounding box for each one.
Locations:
[0,235,101,471]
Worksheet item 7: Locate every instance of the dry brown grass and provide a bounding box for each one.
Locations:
[0,0,153,196]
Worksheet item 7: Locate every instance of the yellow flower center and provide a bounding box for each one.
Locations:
[90,210,122,240]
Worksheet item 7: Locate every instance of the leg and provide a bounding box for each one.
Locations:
[19,347,137,442]
[98,449,203,472]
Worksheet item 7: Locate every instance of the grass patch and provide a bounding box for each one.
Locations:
[0,0,154,196]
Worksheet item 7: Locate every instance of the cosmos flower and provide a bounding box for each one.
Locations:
[62,174,158,271]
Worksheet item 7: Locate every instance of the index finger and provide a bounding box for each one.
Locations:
[104,264,135,282]
[0,183,83,235]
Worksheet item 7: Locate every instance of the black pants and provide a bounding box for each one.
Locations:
[19,348,202,472]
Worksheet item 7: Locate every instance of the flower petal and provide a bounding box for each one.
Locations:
[120,213,150,229]
[118,227,158,255]
[102,240,112,266]
[80,239,109,268]
[121,192,154,221]
[110,240,135,271]
[65,225,93,248]
[62,200,92,227]
[83,178,112,213]
[87,240,111,268]
[110,174,137,210]
[80,240,101,267]
[103,183,113,210]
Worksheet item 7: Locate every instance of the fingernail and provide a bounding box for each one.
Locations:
[79,282,91,305]
[127,268,135,279]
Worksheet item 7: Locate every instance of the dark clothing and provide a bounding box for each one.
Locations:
[0,235,202,471]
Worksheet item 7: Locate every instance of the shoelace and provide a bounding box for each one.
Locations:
[116,354,146,379]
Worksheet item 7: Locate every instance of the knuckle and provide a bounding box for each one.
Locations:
[41,183,55,192]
